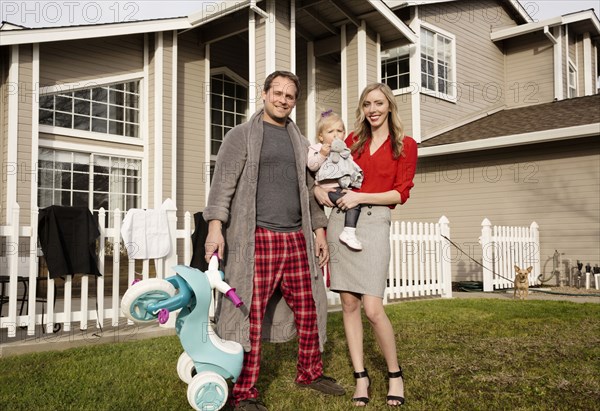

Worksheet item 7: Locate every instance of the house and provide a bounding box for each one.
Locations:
[0,0,598,288]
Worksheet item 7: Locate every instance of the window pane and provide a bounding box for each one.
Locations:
[224,112,235,127]
[39,109,53,125]
[74,99,90,115]
[387,77,398,90]
[125,123,138,138]
[93,193,109,210]
[92,87,108,102]
[236,85,247,100]
[125,108,138,123]
[55,112,72,128]
[38,189,53,207]
[211,94,222,110]
[125,82,138,94]
[73,191,88,207]
[211,110,221,124]
[92,102,107,118]
[386,62,398,77]
[224,98,235,112]
[61,190,71,205]
[211,140,221,156]
[224,81,235,96]
[110,106,124,121]
[125,93,138,108]
[399,74,409,89]
[73,173,88,190]
[110,90,124,105]
[94,173,109,191]
[212,79,223,94]
[74,89,90,99]
[109,121,124,135]
[92,118,107,133]
[73,162,89,172]
[40,95,54,109]
[55,95,72,112]
[74,115,90,131]
[113,83,124,91]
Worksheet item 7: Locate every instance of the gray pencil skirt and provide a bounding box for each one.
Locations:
[328,205,391,298]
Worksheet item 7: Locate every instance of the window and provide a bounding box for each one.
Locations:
[381,46,410,91]
[38,149,141,223]
[421,27,453,95]
[39,81,140,138]
[210,72,248,157]
[568,63,577,98]
[381,26,455,99]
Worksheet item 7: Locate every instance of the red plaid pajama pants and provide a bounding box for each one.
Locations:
[232,227,323,404]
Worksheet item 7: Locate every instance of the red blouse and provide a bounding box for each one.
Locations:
[345,133,418,208]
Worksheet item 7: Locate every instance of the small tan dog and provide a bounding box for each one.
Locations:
[513,265,532,300]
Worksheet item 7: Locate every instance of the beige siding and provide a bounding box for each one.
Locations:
[399,137,600,283]
[395,93,413,137]
[147,34,155,208]
[345,26,359,125]
[17,45,33,226]
[419,0,516,137]
[255,18,266,99]
[162,33,173,202]
[315,56,341,122]
[296,37,307,135]
[275,1,291,72]
[577,35,585,97]
[504,32,554,108]
[177,32,206,219]
[366,29,378,84]
[40,35,143,86]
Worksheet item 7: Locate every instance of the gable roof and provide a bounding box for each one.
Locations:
[419,94,600,156]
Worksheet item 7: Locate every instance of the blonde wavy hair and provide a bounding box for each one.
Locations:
[350,83,405,159]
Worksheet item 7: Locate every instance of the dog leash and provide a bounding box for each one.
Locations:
[441,235,515,283]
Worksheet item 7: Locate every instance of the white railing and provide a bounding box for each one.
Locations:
[326,216,453,305]
[480,219,540,292]
[2,204,453,341]
[0,199,193,338]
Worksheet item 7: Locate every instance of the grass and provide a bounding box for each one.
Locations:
[1,298,599,410]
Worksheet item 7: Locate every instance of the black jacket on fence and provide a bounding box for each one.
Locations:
[38,206,101,279]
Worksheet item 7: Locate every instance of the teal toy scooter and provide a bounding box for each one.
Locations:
[121,255,244,410]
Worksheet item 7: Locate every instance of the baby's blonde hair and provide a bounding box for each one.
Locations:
[316,110,346,142]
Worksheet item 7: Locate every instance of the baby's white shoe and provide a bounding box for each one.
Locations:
[339,231,363,251]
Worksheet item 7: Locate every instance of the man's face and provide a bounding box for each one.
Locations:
[262,76,298,126]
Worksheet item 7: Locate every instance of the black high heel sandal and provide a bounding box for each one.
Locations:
[352,369,371,406]
[387,368,405,406]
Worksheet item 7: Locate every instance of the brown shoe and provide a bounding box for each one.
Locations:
[233,398,268,411]
[296,375,346,396]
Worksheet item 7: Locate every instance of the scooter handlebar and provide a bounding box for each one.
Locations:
[225,288,244,308]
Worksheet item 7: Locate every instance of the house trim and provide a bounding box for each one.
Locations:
[266,0,275,75]
[142,33,149,208]
[6,45,18,224]
[31,44,40,214]
[290,0,296,122]
[38,126,144,147]
[38,138,144,158]
[583,32,593,95]
[368,0,417,44]
[171,31,178,201]
[553,25,563,101]
[358,20,367,96]
[0,18,191,46]
[409,7,421,142]
[204,44,211,207]
[419,21,458,103]
[307,41,316,143]
[38,72,145,94]
[418,123,600,157]
[249,9,257,114]
[154,32,164,208]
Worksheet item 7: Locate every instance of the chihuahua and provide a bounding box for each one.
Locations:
[513,265,532,300]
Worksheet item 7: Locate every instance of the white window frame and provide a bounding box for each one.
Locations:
[37,147,143,223]
[38,73,144,147]
[209,67,249,162]
[568,61,578,98]
[419,22,457,102]
[381,45,412,94]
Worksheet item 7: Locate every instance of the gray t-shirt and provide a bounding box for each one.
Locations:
[256,122,302,232]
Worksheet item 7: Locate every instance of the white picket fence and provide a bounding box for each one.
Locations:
[2,202,452,341]
[326,216,453,305]
[480,219,540,291]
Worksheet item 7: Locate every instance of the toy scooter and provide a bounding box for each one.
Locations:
[121,255,244,410]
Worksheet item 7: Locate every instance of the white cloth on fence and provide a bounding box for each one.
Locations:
[120,208,171,259]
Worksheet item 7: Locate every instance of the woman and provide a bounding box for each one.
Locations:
[314,83,417,407]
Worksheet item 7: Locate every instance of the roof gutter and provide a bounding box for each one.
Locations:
[418,123,600,157]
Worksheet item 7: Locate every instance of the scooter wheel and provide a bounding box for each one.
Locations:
[121,278,176,322]
[177,351,196,384]
[187,372,228,411]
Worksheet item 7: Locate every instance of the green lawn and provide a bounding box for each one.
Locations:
[1,299,599,410]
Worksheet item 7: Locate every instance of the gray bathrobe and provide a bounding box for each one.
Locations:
[203,109,329,352]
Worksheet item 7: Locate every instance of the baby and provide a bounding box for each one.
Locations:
[308,110,364,250]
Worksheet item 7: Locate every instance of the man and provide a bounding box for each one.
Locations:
[203,71,345,411]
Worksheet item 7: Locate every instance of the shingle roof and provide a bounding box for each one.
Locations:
[420,94,600,147]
